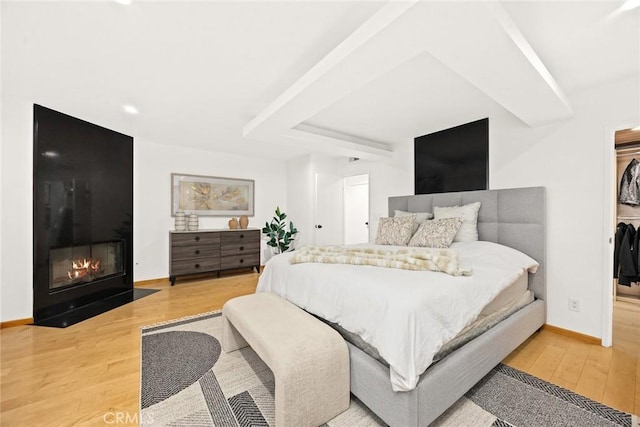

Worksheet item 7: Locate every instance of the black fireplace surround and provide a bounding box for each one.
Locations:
[33,105,134,327]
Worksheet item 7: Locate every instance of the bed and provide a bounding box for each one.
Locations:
[257,187,546,426]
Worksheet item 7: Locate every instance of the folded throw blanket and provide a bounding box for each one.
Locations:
[289,246,472,276]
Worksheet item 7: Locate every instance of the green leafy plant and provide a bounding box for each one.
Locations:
[262,207,298,254]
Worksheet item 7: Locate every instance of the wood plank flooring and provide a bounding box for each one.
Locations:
[1,273,638,426]
[503,299,640,415]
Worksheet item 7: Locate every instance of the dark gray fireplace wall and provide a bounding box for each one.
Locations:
[33,104,133,323]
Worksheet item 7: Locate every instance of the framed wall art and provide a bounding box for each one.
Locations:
[171,173,254,217]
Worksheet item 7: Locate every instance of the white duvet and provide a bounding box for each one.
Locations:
[256,241,538,392]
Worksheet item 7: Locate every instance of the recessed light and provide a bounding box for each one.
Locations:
[621,0,640,11]
[114,0,133,5]
[122,104,139,115]
[42,151,59,158]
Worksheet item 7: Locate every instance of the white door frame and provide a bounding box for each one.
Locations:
[601,126,615,348]
[601,121,639,347]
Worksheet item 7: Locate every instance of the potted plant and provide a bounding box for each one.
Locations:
[262,207,299,255]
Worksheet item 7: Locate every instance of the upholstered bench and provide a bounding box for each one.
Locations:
[221,292,350,427]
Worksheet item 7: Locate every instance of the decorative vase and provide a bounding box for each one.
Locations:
[228,218,238,229]
[174,211,186,231]
[239,215,249,229]
[187,213,199,231]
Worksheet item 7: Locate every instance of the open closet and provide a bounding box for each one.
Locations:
[614,127,640,304]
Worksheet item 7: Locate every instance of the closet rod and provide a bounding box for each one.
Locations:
[616,149,640,156]
[617,216,640,220]
[617,141,640,149]
[616,144,640,154]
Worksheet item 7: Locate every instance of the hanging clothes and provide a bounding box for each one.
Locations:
[615,222,636,286]
[619,158,640,205]
[614,222,626,278]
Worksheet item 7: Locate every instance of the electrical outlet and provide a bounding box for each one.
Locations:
[568,297,580,312]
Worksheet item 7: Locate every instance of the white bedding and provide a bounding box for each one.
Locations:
[256,240,538,392]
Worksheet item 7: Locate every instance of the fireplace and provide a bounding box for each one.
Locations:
[33,105,135,327]
[49,241,124,290]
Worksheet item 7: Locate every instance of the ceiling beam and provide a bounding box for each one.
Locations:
[415,1,572,127]
[245,0,573,158]
[243,1,419,138]
[289,124,393,160]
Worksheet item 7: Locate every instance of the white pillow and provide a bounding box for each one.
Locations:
[433,202,481,242]
[394,210,434,234]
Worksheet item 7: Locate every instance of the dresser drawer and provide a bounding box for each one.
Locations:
[220,253,260,270]
[169,229,259,285]
[220,241,259,257]
[171,258,220,276]
[172,232,220,247]
[220,230,260,244]
[171,246,220,261]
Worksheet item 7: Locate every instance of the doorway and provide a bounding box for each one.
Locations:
[344,174,369,245]
[606,126,640,349]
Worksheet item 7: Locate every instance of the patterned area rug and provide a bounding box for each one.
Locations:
[140,311,637,427]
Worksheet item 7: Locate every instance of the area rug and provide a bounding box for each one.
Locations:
[140,311,637,427]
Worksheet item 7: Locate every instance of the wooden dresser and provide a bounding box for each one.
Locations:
[169,229,260,285]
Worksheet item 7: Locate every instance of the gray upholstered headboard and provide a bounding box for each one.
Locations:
[389,187,546,301]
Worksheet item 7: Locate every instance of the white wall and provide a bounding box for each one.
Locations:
[490,74,639,338]
[285,155,314,247]
[134,139,287,281]
[0,121,3,323]
[0,2,4,321]
[0,97,288,321]
[337,145,414,242]
[285,145,413,245]
[1,99,34,322]
[363,147,414,236]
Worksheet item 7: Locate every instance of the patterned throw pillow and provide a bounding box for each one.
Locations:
[408,218,463,248]
[374,215,416,246]
[394,210,434,234]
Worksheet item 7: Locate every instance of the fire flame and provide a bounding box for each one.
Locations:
[67,258,101,280]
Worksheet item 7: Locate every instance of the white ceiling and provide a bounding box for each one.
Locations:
[2,1,638,160]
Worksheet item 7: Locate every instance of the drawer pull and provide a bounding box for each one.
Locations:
[195,263,200,269]
[195,249,200,255]
[239,234,244,239]
[240,246,244,251]
[195,236,200,242]
[239,259,244,264]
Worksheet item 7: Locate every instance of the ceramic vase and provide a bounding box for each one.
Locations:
[228,218,238,229]
[187,213,199,231]
[239,215,249,229]
[174,211,186,231]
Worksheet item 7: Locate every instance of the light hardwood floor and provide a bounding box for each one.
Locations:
[1,273,638,426]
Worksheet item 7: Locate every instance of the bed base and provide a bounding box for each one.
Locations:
[348,299,545,426]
